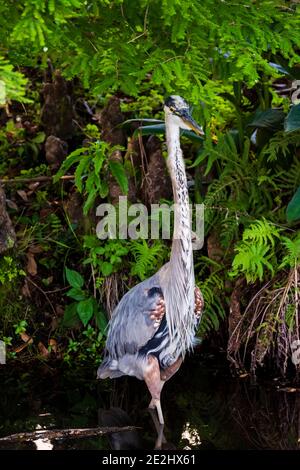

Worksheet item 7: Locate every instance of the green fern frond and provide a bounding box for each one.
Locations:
[203,178,231,234]
[220,213,240,248]
[261,131,300,163]
[48,213,62,233]
[130,240,166,281]
[280,234,300,269]
[198,272,226,336]
[0,56,29,104]
[242,218,281,247]
[275,156,300,195]
[230,242,274,283]
[229,219,280,283]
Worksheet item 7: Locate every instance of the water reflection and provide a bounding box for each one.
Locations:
[98,407,141,450]
[0,356,300,450]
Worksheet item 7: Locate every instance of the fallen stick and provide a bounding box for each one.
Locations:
[0,175,75,184]
[0,426,139,443]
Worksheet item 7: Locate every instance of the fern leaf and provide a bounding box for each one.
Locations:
[130,240,166,281]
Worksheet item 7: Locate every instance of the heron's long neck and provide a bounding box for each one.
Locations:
[160,114,195,356]
[165,117,193,273]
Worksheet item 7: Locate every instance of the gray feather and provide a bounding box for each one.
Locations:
[97,271,165,379]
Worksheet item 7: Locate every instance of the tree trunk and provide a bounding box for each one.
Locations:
[0,184,16,253]
[100,96,131,204]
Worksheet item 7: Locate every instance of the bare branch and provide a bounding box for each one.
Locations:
[0,426,140,443]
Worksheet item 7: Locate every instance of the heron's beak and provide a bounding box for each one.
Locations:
[181,111,204,136]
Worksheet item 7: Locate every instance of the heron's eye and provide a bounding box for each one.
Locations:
[170,106,180,116]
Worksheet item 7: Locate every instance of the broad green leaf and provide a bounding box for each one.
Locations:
[248,109,285,131]
[94,146,105,174]
[116,247,128,256]
[66,287,86,301]
[191,147,210,167]
[286,186,300,223]
[181,129,204,143]
[133,124,166,137]
[94,307,108,334]
[133,124,204,143]
[119,118,164,130]
[83,235,101,248]
[77,297,94,326]
[62,303,80,328]
[285,104,300,133]
[99,179,109,199]
[65,267,84,289]
[85,173,95,193]
[108,160,128,194]
[83,187,97,215]
[53,148,86,182]
[101,261,113,276]
[93,247,106,255]
[74,156,90,193]
[110,254,121,264]
[31,132,46,144]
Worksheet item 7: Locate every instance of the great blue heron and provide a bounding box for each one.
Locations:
[97,96,205,426]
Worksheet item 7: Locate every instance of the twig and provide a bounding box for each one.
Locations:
[0,175,75,184]
[27,278,57,317]
[0,426,139,443]
[91,264,96,298]
[43,286,69,294]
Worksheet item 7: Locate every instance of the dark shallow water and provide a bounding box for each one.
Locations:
[0,354,300,450]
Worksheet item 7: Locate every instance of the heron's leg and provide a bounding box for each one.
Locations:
[160,357,183,382]
[144,355,165,425]
[151,397,164,425]
[148,408,167,449]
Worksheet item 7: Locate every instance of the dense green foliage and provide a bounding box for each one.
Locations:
[1,1,300,100]
[0,0,300,377]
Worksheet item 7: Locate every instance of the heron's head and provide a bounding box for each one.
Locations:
[164,95,204,136]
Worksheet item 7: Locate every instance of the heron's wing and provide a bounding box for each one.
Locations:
[105,273,166,359]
